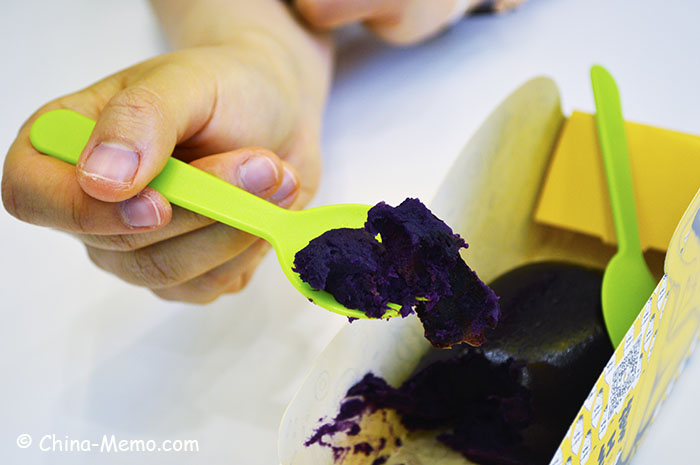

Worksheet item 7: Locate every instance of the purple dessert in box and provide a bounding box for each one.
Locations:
[304,261,614,465]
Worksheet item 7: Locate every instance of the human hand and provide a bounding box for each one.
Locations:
[293,0,526,44]
[3,32,331,303]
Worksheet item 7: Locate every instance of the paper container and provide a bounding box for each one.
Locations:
[278,77,700,465]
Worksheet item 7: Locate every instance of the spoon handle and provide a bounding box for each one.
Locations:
[30,109,284,243]
[591,65,643,256]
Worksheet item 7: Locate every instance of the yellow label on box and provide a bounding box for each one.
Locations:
[535,111,700,252]
[550,189,700,465]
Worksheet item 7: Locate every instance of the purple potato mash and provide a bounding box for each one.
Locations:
[293,198,499,348]
[305,350,533,465]
[305,261,613,465]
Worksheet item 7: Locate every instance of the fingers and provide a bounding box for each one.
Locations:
[295,0,470,45]
[3,119,171,234]
[3,45,316,302]
[81,148,299,293]
[79,147,297,251]
[5,122,292,239]
[4,44,304,236]
[294,0,407,28]
[369,0,470,44]
[152,240,272,304]
[85,221,253,289]
[2,78,172,234]
[76,59,219,202]
[190,147,284,200]
[75,46,303,203]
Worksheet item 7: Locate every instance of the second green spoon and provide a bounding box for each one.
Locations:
[591,65,657,347]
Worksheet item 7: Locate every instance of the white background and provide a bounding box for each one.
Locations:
[1,0,699,464]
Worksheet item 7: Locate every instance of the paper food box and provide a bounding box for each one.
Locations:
[278,77,700,465]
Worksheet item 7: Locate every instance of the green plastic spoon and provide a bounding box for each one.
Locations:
[591,65,656,347]
[30,108,399,319]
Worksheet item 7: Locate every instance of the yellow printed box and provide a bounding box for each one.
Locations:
[277,78,700,465]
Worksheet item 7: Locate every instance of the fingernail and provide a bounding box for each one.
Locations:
[119,191,162,228]
[238,155,279,194]
[268,166,298,205]
[81,142,139,184]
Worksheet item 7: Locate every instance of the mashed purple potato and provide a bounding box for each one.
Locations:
[305,262,613,464]
[305,350,533,465]
[293,198,499,348]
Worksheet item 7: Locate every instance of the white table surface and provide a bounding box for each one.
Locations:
[1,0,698,464]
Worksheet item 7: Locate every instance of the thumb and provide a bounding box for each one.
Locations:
[76,61,218,202]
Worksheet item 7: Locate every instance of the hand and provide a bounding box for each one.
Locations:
[2,31,332,303]
[293,0,526,44]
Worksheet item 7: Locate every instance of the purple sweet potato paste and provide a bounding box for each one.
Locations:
[305,261,614,465]
[305,350,534,465]
[293,198,500,348]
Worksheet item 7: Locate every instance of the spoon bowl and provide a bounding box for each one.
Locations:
[272,202,400,318]
[601,252,656,344]
[30,109,399,319]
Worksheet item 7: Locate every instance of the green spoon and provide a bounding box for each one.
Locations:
[30,109,399,319]
[591,65,656,347]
